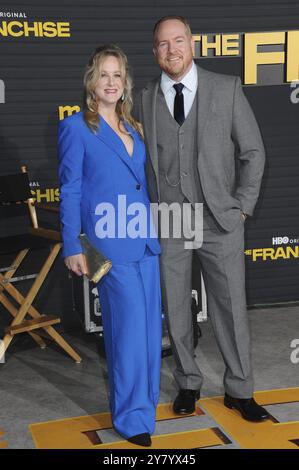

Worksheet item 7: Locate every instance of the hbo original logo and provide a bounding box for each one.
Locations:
[272,236,289,245]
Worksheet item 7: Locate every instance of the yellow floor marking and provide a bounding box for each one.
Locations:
[29,402,224,449]
[0,429,8,448]
[29,388,299,449]
[199,388,299,449]
[98,428,225,449]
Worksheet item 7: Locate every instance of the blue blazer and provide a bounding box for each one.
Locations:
[58,111,161,263]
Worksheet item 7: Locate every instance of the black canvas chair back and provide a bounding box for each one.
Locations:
[0,172,32,203]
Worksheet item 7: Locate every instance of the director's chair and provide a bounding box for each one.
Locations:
[0,166,81,363]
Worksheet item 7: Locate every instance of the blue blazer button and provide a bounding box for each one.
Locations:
[136,184,141,190]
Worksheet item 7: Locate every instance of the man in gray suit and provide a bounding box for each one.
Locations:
[138,16,269,421]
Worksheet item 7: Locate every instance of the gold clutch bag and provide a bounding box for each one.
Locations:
[79,233,112,283]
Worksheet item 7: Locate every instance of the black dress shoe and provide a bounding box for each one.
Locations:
[224,393,270,422]
[127,433,152,447]
[173,389,201,415]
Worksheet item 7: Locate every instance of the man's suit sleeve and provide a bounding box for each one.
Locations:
[232,77,265,216]
[58,118,84,258]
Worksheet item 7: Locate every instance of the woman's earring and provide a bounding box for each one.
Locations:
[121,92,125,101]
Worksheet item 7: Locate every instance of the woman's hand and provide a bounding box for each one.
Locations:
[64,254,88,276]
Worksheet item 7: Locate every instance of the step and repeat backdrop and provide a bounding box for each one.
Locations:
[0,0,298,328]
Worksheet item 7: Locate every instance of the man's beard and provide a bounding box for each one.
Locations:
[162,60,184,79]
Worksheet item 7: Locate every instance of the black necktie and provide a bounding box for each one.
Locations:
[173,83,185,126]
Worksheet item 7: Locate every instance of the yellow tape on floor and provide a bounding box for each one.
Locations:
[199,387,299,449]
[29,403,223,449]
[29,388,299,449]
[0,429,8,448]
[99,428,225,450]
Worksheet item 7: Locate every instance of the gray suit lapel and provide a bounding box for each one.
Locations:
[196,64,216,151]
[141,79,160,182]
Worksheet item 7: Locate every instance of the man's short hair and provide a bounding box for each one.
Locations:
[153,15,192,45]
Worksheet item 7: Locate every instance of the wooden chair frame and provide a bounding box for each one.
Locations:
[0,166,81,363]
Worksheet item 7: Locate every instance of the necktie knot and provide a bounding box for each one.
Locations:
[173,83,184,95]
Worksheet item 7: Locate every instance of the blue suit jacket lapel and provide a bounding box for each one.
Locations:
[94,117,141,183]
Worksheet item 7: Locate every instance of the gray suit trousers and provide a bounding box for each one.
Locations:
[159,208,254,398]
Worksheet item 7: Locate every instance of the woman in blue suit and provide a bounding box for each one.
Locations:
[58,45,162,447]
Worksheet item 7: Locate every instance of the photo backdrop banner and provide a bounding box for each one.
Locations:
[0,1,298,328]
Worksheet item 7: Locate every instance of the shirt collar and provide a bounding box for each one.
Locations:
[160,61,198,95]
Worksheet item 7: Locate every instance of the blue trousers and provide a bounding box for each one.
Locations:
[97,248,162,439]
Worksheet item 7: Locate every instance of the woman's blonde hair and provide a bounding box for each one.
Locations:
[83,44,143,138]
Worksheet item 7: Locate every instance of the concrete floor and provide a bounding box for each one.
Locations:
[0,304,298,449]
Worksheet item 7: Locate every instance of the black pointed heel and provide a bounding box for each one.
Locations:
[127,433,152,447]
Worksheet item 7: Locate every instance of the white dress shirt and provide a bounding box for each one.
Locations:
[160,61,198,118]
